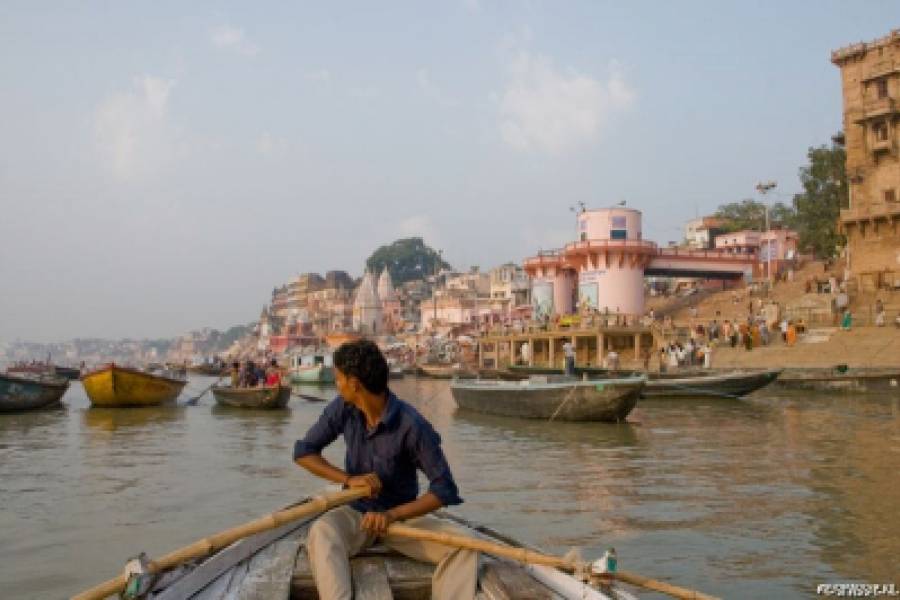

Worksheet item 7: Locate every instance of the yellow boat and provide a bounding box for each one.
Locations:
[81,364,187,407]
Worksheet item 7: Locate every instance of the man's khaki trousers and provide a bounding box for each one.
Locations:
[306,506,478,600]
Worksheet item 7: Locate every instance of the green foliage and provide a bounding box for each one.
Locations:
[365,237,451,285]
[714,198,794,232]
[791,139,848,258]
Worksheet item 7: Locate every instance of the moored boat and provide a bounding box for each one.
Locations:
[642,368,781,399]
[0,372,69,412]
[289,352,335,384]
[418,363,477,379]
[451,375,645,421]
[776,367,900,393]
[81,364,187,407]
[212,385,291,409]
[6,361,81,381]
[187,363,227,376]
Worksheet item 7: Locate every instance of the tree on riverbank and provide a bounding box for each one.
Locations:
[365,237,452,285]
[713,134,847,258]
[791,136,848,258]
[714,198,793,232]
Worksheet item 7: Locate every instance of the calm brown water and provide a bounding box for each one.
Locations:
[1,376,898,599]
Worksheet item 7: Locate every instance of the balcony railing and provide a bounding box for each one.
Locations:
[563,239,658,254]
[841,204,900,222]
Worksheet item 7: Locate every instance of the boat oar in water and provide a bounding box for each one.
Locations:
[184,377,223,406]
[386,523,720,600]
[71,487,370,600]
[295,392,329,402]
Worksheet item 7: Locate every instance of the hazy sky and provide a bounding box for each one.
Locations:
[1,2,897,342]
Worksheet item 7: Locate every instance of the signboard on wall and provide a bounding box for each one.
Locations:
[578,282,598,310]
[578,270,606,311]
[532,281,554,319]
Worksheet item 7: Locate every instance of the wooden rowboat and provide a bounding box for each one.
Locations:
[0,372,69,412]
[451,376,645,422]
[418,363,477,379]
[7,362,81,381]
[776,367,900,393]
[212,385,291,409]
[81,364,187,407]
[641,369,781,399]
[84,495,636,600]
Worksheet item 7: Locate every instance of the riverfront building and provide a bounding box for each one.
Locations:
[832,29,900,291]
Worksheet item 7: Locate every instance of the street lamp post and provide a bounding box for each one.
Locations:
[755,180,777,284]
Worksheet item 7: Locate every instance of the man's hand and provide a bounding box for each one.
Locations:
[346,473,382,498]
[360,510,395,536]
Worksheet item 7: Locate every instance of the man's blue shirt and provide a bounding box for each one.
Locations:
[293,391,463,513]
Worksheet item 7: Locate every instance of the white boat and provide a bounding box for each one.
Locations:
[289,351,335,384]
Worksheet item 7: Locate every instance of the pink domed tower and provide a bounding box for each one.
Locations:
[524,206,656,318]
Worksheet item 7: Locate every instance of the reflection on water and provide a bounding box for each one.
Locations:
[0,375,898,599]
[82,406,184,432]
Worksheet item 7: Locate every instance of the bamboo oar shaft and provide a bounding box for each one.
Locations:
[615,570,719,600]
[71,487,369,600]
[386,523,720,600]
[387,523,576,570]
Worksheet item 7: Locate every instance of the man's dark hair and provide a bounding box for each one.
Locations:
[333,339,388,394]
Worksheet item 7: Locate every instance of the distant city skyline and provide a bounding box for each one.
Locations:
[1,3,897,341]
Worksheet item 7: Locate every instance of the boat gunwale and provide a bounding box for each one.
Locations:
[80,364,188,386]
[450,375,647,391]
[646,368,781,386]
[1,371,70,390]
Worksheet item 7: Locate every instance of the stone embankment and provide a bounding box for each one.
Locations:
[648,259,900,369]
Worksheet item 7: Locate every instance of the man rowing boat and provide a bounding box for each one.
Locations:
[294,339,478,599]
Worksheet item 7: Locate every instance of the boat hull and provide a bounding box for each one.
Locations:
[418,364,477,379]
[451,377,644,421]
[0,373,69,412]
[81,365,187,407]
[642,369,781,398]
[212,385,291,409]
[290,365,335,384]
[776,368,900,393]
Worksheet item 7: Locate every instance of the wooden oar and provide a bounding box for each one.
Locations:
[296,392,329,402]
[386,523,719,600]
[71,487,369,600]
[184,377,223,406]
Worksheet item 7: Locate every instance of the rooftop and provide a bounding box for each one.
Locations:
[831,28,900,65]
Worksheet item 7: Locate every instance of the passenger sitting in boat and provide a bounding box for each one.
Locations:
[294,339,477,600]
[230,361,241,388]
[242,360,258,387]
[253,362,266,387]
[265,358,281,387]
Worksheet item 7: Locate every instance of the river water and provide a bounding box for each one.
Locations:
[1,376,898,599]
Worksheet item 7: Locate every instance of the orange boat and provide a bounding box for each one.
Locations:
[81,364,187,407]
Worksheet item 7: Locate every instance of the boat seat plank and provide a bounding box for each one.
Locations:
[291,548,433,600]
[352,557,393,600]
[479,560,555,600]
